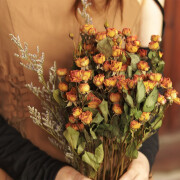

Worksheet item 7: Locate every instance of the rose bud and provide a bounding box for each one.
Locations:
[174,97,180,105]
[72,107,82,118]
[133,40,141,46]
[148,41,159,50]
[66,87,77,102]
[70,70,82,82]
[87,93,102,109]
[110,60,122,72]
[122,28,131,36]
[81,24,95,34]
[75,56,89,68]
[106,28,118,38]
[112,46,122,57]
[93,53,106,64]
[139,112,150,122]
[81,70,92,81]
[148,73,162,82]
[69,115,76,123]
[104,77,117,87]
[161,77,172,89]
[117,79,129,91]
[88,27,97,35]
[126,35,137,43]
[112,104,123,115]
[138,49,147,57]
[151,35,161,42]
[165,89,178,100]
[159,51,163,58]
[58,82,68,92]
[66,123,84,131]
[93,74,105,87]
[79,83,90,94]
[57,68,68,76]
[137,61,150,71]
[103,61,111,71]
[130,120,141,130]
[125,42,139,53]
[110,92,121,103]
[158,94,167,105]
[121,64,128,72]
[95,31,106,41]
[127,79,136,89]
[143,80,157,93]
[79,111,93,124]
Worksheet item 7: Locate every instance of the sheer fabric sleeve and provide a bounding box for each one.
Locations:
[0,115,69,180]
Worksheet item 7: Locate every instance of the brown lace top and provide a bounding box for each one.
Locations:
[0,0,143,179]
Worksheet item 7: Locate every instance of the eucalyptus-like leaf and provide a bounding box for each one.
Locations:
[128,53,140,71]
[53,89,67,107]
[98,99,109,123]
[136,80,146,104]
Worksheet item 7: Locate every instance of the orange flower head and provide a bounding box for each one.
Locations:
[143,80,157,93]
[57,68,68,76]
[93,53,105,64]
[87,93,102,109]
[138,49,147,57]
[66,87,77,102]
[174,97,180,105]
[133,75,145,84]
[112,46,122,57]
[116,75,126,81]
[125,42,139,53]
[110,92,121,103]
[133,40,141,47]
[72,107,83,118]
[104,77,117,87]
[66,123,84,131]
[158,94,167,105]
[121,64,128,72]
[139,112,150,122]
[69,115,76,123]
[149,41,159,50]
[106,28,118,38]
[127,79,136,89]
[130,120,141,130]
[79,83,90,94]
[93,74,105,87]
[88,27,97,35]
[122,28,131,36]
[95,31,106,41]
[165,89,178,100]
[151,35,161,42]
[58,82,68,92]
[117,79,129,91]
[126,35,137,43]
[103,61,111,71]
[137,61,150,71]
[79,111,93,124]
[70,70,82,82]
[81,24,95,34]
[161,77,172,89]
[81,70,92,81]
[75,56,89,68]
[112,104,123,115]
[110,60,122,72]
[148,73,162,82]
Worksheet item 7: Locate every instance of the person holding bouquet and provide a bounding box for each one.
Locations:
[0,0,166,180]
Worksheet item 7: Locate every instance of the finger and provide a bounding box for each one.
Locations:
[119,170,136,180]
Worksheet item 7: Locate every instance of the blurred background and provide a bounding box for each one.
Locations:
[153,0,180,179]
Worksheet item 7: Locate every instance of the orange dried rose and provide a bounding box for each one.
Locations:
[66,122,84,131]
[58,82,68,92]
[88,27,96,35]
[174,97,180,105]
[106,28,118,38]
[56,68,68,76]
[122,28,131,36]
[95,31,106,41]
[165,89,178,100]
[133,40,141,46]
[79,83,90,94]
[143,80,157,93]
[81,70,92,81]
[112,104,123,115]
[93,53,105,64]
[104,77,117,87]
[151,35,161,42]
[69,115,76,123]
[66,88,77,102]
[93,74,105,87]
[120,64,128,72]
[149,41,159,50]
[126,35,137,43]
[79,111,93,124]
[110,60,122,72]
[87,93,102,109]
[75,56,89,68]
[70,70,82,82]
[138,49,147,57]
[112,46,122,57]
[116,75,126,81]
[81,24,95,34]
[133,75,145,84]
[109,92,121,103]
[127,79,136,89]
[103,61,111,71]
[137,61,150,71]
[139,112,150,122]
[158,94,167,105]
[72,107,82,118]
[125,42,139,53]
[117,79,129,91]
[130,120,141,130]
[148,73,162,82]
[161,77,172,89]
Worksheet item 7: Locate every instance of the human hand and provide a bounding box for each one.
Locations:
[120,151,150,180]
[55,166,91,180]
